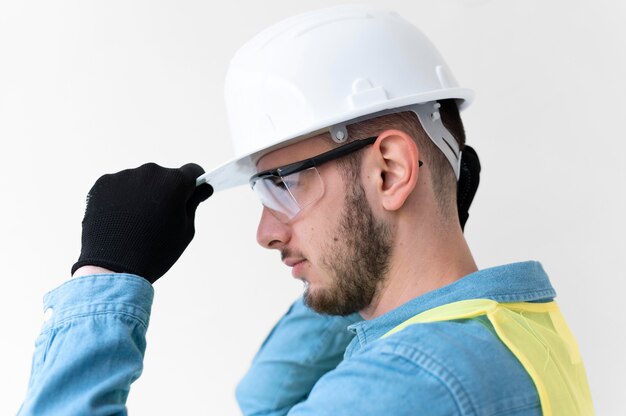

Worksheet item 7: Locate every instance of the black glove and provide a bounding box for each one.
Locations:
[457,145,481,231]
[72,163,213,283]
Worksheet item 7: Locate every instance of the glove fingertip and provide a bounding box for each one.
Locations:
[179,163,206,182]
[195,183,214,204]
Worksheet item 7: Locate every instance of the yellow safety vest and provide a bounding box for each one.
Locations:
[383,299,593,416]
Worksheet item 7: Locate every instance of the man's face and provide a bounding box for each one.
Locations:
[255,136,393,316]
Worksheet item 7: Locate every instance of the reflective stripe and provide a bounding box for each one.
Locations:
[383,299,593,416]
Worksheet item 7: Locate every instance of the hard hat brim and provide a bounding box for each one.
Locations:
[196,88,474,192]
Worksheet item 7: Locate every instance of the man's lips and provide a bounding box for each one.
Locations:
[283,258,307,277]
[283,258,305,267]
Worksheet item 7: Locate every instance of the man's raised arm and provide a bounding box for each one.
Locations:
[18,163,212,415]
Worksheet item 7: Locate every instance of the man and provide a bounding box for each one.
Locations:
[19,5,592,415]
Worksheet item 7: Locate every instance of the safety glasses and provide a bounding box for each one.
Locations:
[250,136,378,223]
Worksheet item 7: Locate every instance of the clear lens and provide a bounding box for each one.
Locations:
[284,167,324,210]
[253,178,300,222]
[252,167,324,223]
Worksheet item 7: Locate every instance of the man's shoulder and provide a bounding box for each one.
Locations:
[368,317,518,370]
[346,318,541,415]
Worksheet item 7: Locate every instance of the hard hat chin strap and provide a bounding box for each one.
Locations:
[329,102,462,179]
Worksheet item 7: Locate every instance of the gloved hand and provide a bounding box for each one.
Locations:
[71,163,213,284]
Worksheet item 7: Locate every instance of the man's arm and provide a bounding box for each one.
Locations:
[18,163,212,414]
[236,298,361,416]
[18,274,153,415]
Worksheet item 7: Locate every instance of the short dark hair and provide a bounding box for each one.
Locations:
[336,99,466,218]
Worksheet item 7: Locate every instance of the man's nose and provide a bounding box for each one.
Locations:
[256,207,291,249]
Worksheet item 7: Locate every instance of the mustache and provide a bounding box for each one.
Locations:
[281,248,305,262]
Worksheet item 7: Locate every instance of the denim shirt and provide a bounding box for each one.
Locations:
[19,261,558,415]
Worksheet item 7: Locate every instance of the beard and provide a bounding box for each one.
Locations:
[304,179,393,316]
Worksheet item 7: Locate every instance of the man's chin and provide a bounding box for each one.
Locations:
[303,286,358,316]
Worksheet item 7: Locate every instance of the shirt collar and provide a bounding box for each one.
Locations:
[345,261,556,357]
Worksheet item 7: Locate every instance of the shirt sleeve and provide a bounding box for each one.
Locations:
[236,298,362,416]
[18,274,154,416]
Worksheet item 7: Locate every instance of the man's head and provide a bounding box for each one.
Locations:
[254,99,466,315]
[198,5,478,316]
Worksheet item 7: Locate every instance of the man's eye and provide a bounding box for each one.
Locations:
[282,176,301,189]
[270,177,288,189]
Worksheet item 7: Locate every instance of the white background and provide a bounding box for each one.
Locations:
[1,0,624,414]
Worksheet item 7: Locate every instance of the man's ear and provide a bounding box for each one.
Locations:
[369,129,420,211]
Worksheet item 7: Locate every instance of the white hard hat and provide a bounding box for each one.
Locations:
[197,4,473,191]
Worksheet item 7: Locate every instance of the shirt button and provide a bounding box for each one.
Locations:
[43,308,54,322]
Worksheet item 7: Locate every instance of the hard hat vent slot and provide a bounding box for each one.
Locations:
[348,78,389,109]
[436,65,453,89]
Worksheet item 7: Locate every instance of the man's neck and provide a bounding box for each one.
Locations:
[359,220,477,320]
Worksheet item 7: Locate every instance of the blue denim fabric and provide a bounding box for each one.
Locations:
[19,261,559,415]
[18,274,153,416]
[239,261,552,415]
[235,298,362,414]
